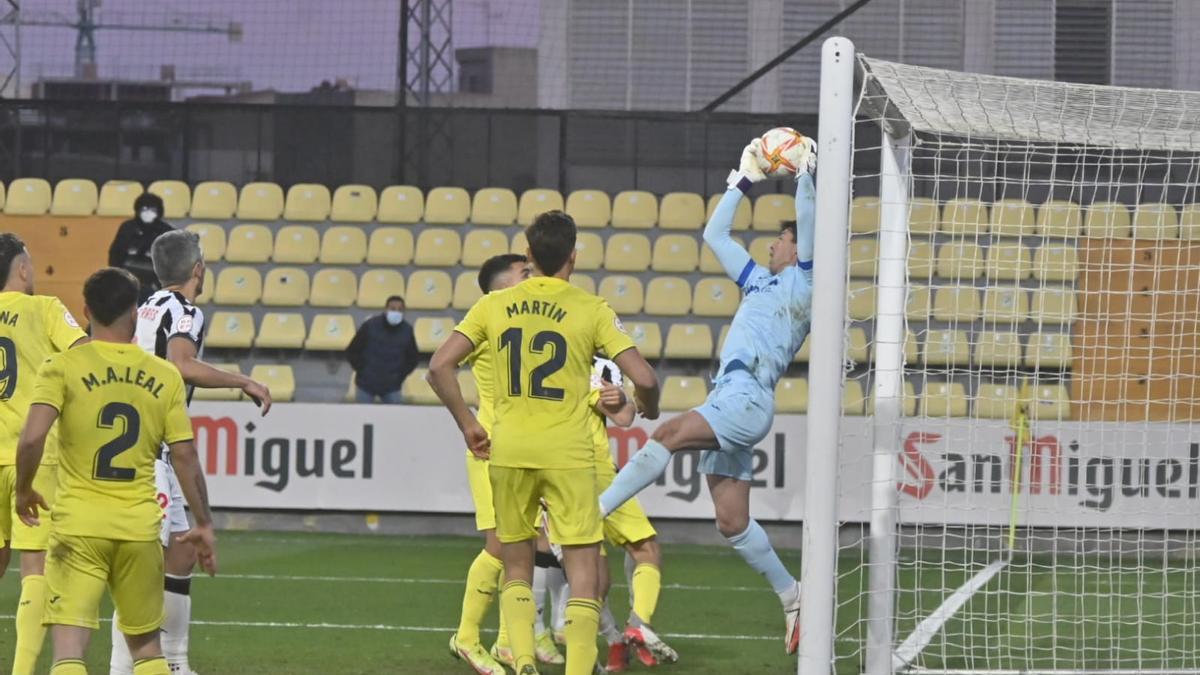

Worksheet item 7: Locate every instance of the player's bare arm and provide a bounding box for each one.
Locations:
[429,331,490,459]
[594,381,635,428]
[166,336,272,415]
[168,438,219,576]
[13,402,57,526]
[611,349,660,420]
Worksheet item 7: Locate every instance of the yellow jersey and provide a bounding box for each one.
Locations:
[31,341,193,541]
[0,292,86,466]
[455,276,635,470]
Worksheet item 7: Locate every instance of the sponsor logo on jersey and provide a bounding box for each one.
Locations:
[177,315,193,333]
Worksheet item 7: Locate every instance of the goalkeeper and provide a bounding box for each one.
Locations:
[598,135,816,654]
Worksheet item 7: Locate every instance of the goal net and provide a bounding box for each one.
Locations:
[831,54,1200,674]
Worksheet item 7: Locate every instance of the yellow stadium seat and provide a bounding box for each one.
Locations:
[283,184,331,221]
[236,182,284,220]
[255,313,306,349]
[261,268,310,307]
[920,381,968,417]
[664,323,713,359]
[50,179,97,216]
[843,379,866,416]
[190,181,237,219]
[0,182,5,210]
[510,231,528,255]
[692,278,737,317]
[700,238,745,273]
[401,368,439,405]
[625,321,662,359]
[661,376,709,411]
[224,224,273,263]
[310,269,357,308]
[794,334,810,362]
[517,189,564,226]
[1031,288,1077,324]
[848,281,877,321]
[186,224,226,262]
[1037,199,1082,237]
[572,232,604,271]
[195,268,215,305]
[611,191,657,229]
[251,365,295,402]
[905,285,931,322]
[982,286,1029,325]
[405,270,453,310]
[213,267,262,305]
[566,190,612,228]
[414,317,457,353]
[305,314,356,351]
[377,186,424,224]
[986,241,1031,280]
[989,198,1035,237]
[272,225,320,264]
[932,286,981,322]
[924,329,971,366]
[659,192,704,230]
[1132,203,1178,239]
[147,181,191,219]
[318,226,367,265]
[1084,201,1131,238]
[367,227,414,265]
[96,180,143,216]
[569,273,596,295]
[974,331,1022,368]
[866,380,917,417]
[652,234,699,272]
[706,193,751,231]
[646,277,692,316]
[1034,244,1078,282]
[749,237,773,267]
[752,193,792,232]
[909,197,940,234]
[904,329,919,364]
[1026,332,1072,369]
[414,228,462,266]
[717,324,731,353]
[1022,382,1071,420]
[775,378,808,413]
[847,326,870,365]
[459,371,480,407]
[357,270,405,309]
[849,237,878,278]
[192,364,243,401]
[205,312,256,349]
[471,188,518,226]
[941,198,988,235]
[936,242,984,279]
[598,275,644,314]
[1180,204,1200,241]
[976,382,1018,419]
[850,196,879,234]
[908,240,935,280]
[462,229,510,267]
[4,178,51,215]
[330,184,377,222]
[605,233,652,272]
[453,271,484,310]
[425,187,471,225]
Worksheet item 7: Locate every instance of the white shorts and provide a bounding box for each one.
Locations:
[155,457,190,547]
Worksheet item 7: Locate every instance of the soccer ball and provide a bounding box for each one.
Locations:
[757,127,813,177]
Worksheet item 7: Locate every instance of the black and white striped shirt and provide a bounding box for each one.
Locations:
[135,289,205,363]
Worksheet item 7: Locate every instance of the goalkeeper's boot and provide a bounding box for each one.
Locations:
[605,641,630,672]
[489,640,515,668]
[449,633,506,675]
[784,581,802,655]
[624,624,679,666]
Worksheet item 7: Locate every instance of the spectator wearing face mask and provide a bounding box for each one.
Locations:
[345,295,418,404]
[108,192,175,303]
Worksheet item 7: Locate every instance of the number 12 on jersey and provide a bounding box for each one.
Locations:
[498,327,566,401]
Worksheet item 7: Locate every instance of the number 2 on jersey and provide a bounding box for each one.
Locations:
[498,327,567,401]
[0,337,17,400]
[94,402,139,481]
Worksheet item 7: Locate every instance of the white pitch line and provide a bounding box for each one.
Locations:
[201,572,764,592]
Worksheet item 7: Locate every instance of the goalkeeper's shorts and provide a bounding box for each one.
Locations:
[695,371,774,481]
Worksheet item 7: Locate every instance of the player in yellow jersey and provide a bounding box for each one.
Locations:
[13,268,217,675]
[0,234,89,674]
[430,210,661,675]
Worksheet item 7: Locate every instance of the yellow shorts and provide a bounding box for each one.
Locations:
[44,533,164,634]
[597,465,656,548]
[490,465,602,546]
[465,453,495,531]
[12,464,57,551]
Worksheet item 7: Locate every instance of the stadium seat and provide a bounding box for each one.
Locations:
[96,180,143,216]
[905,286,931,322]
[692,278,737,317]
[255,313,306,349]
[462,229,510,267]
[319,226,368,265]
[195,268,215,304]
[611,191,657,229]
[213,267,262,306]
[305,314,356,351]
[794,334,810,362]
[706,193,751,231]
[405,270,453,310]
[986,241,1031,280]
[982,286,1029,325]
[3,178,51,215]
[453,271,483,309]
[186,224,226,262]
[283,183,331,221]
[1084,201,1131,238]
[204,312,256,349]
[377,186,424,223]
[775,378,808,413]
[920,381,969,417]
[237,182,284,220]
[261,268,311,307]
[250,365,295,402]
[664,323,713,359]
[510,231,528,255]
[842,379,866,416]
[1037,199,1082,237]
[1022,382,1071,420]
[850,196,879,234]
[147,181,191,219]
[1031,288,1077,324]
[847,326,870,365]
[330,184,378,222]
[651,234,699,272]
[0,182,6,210]
[1033,244,1079,282]
[459,371,480,408]
[424,187,471,224]
[414,228,462,266]
[1132,203,1178,239]
[191,364,243,401]
[974,331,1023,368]
[908,240,936,280]
[566,190,611,228]
[190,181,237,219]
[866,380,917,417]
[367,227,414,265]
[848,281,877,321]
[923,329,971,366]
[908,197,940,234]
[604,233,652,271]
[989,198,1035,237]
[849,237,878,278]
[224,224,273,263]
[310,269,357,308]
[936,241,984,279]
[700,238,744,274]
[904,329,919,364]
[752,194,792,232]
[975,382,1018,419]
[661,376,708,411]
[647,277,692,316]
[50,179,98,216]
[569,273,595,294]
[402,368,441,405]
[414,317,456,353]
[624,321,662,359]
[941,198,988,235]
[572,232,605,271]
[357,269,405,308]
[717,324,731,354]
[272,225,320,264]
[517,189,564,226]
[749,237,773,267]
[471,187,518,226]
[1179,204,1200,241]
[659,192,704,230]
[1025,332,1072,369]
[598,275,644,314]
[932,286,981,322]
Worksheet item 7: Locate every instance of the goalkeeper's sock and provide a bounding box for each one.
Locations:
[629,563,661,627]
[110,611,134,675]
[598,601,622,645]
[563,598,601,675]
[533,553,552,634]
[49,660,86,675]
[133,656,170,675]
[726,519,797,600]
[456,549,504,646]
[13,574,48,675]
[500,580,537,671]
[162,575,192,673]
[599,441,671,516]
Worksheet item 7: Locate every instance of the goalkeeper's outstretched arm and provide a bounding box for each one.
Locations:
[795,172,815,284]
[703,185,755,283]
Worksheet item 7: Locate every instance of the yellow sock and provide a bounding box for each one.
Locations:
[49,660,86,674]
[13,574,48,675]
[133,657,169,675]
[563,598,600,675]
[456,549,504,646]
[500,580,537,671]
[497,605,509,646]
[631,563,661,626]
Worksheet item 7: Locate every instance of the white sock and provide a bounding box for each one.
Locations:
[532,563,548,634]
[624,551,637,608]
[546,565,568,634]
[599,602,622,645]
[162,576,193,672]
[778,580,801,608]
[110,610,134,675]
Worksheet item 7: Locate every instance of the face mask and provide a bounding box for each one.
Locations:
[139,209,158,224]
[385,311,404,326]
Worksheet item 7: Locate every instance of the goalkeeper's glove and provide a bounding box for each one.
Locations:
[795,136,818,179]
[727,139,767,192]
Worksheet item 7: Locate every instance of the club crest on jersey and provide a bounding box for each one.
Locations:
[614,316,626,334]
[177,315,193,333]
[63,310,79,328]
